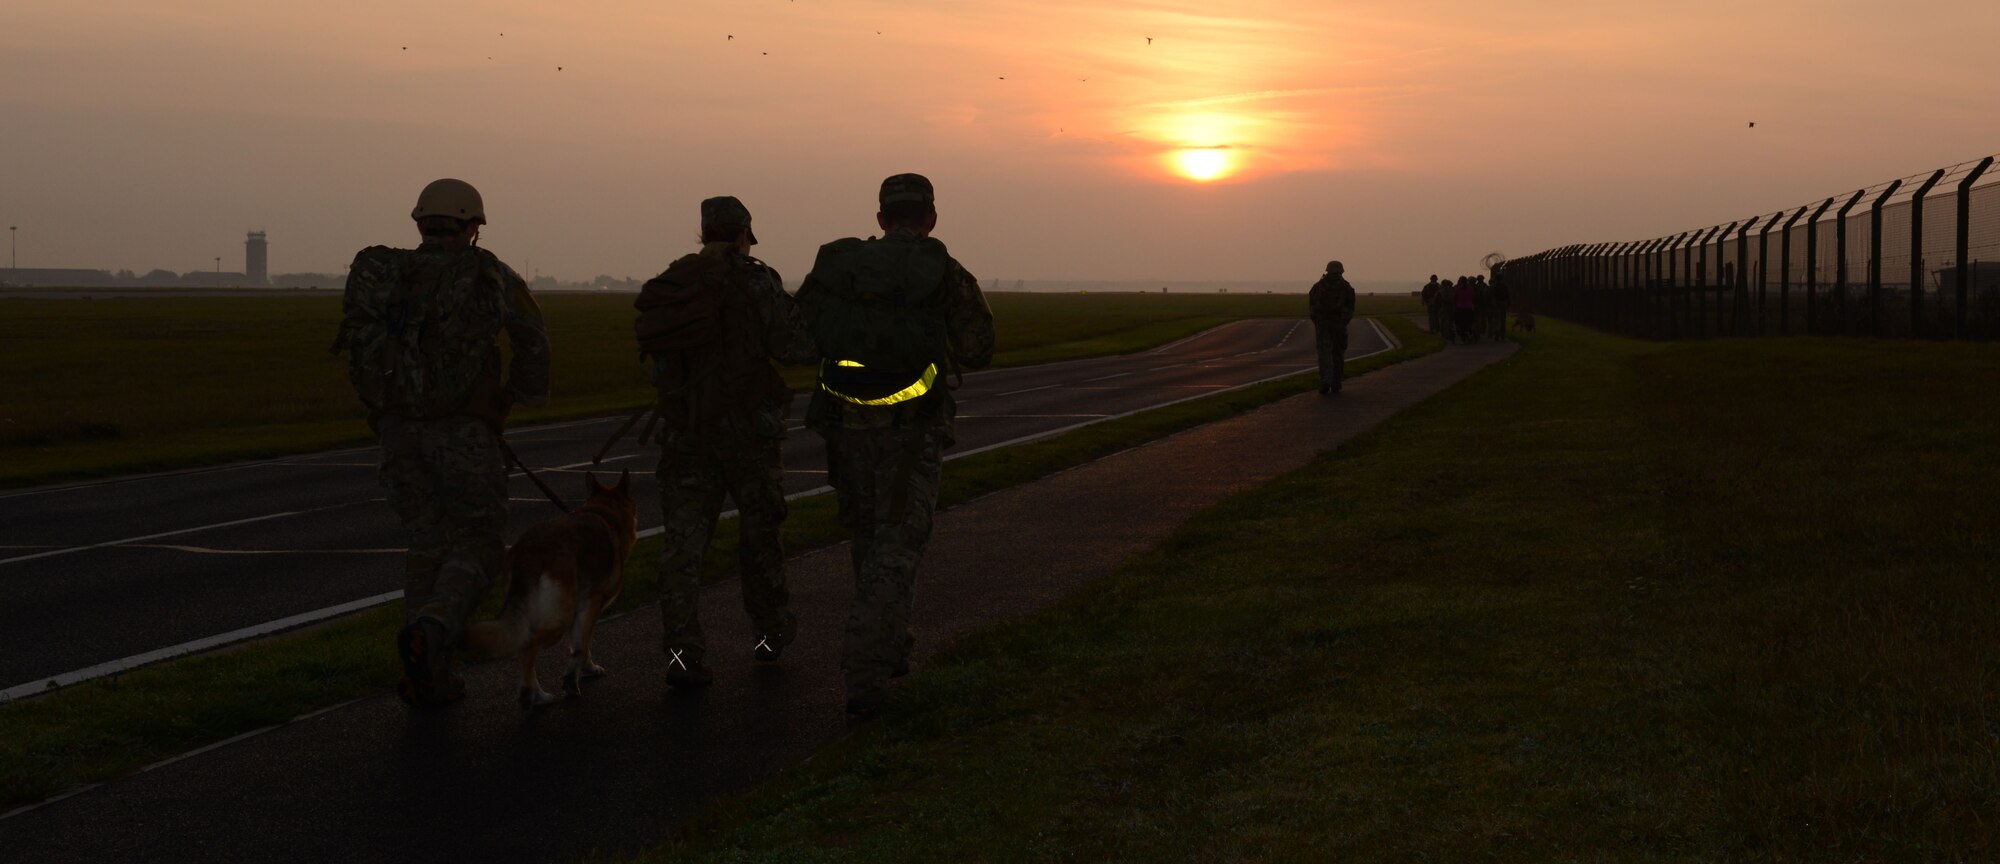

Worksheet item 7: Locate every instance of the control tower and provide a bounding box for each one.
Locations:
[245,231,268,287]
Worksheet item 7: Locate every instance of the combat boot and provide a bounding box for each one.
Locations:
[663,644,713,688]
[396,617,464,708]
[752,611,797,663]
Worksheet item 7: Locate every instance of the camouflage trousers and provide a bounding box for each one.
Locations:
[656,433,790,659]
[1314,319,1349,389]
[824,425,944,701]
[376,415,507,644]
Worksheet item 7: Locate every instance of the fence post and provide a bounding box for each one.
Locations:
[1866,179,1902,338]
[1833,188,1867,336]
[1907,170,1945,339]
[1779,206,1807,336]
[1956,157,1994,338]
[1757,212,1779,336]
[1698,225,1725,338]
[1735,215,1758,336]
[1805,197,1835,335]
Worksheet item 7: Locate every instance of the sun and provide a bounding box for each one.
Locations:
[1170,147,1234,182]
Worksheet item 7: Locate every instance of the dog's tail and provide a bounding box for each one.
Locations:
[466,609,531,657]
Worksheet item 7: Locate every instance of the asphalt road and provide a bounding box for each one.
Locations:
[0,317,1384,693]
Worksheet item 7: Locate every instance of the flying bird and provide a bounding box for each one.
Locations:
[557,66,563,71]
[1748,121,1756,128]
[727,34,733,40]
[1146,37,1152,44]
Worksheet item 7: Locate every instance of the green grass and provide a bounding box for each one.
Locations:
[637,321,2000,863]
[0,292,1410,487]
[0,316,1438,813]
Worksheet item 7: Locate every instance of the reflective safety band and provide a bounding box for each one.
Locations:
[820,360,938,406]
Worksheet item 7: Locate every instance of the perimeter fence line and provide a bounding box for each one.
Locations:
[1497,151,2000,340]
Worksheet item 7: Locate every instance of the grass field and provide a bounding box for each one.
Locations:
[643,321,2000,862]
[0,292,1415,487]
[0,315,1437,813]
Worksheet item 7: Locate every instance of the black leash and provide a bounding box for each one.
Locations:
[499,436,571,512]
[593,406,655,466]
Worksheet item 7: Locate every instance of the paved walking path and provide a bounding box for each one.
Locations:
[2,339,1516,864]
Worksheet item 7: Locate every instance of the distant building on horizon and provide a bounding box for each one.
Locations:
[245,231,268,287]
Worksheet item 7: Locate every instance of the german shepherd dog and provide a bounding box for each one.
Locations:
[469,470,639,708]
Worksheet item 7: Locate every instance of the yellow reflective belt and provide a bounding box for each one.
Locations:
[821,361,938,406]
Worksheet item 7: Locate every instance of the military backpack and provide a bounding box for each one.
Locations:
[799,235,954,406]
[634,250,785,431]
[339,246,508,423]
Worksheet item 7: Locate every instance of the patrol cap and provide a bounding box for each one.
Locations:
[411,178,486,225]
[700,195,758,245]
[1326,260,1344,274]
[879,173,935,207]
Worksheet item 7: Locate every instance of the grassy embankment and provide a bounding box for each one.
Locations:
[637,321,2000,862]
[0,292,1414,487]
[0,311,1434,812]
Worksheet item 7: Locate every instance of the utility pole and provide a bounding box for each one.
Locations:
[8,226,15,281]
[214,256,222,289]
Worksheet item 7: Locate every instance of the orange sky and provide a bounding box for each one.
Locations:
[4,0,1999,284]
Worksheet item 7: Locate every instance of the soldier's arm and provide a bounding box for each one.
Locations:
[497,262,552,408]
[945,263,995,371]
[752,264,818,366]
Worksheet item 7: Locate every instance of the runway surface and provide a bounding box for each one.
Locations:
[0,317,1383,693]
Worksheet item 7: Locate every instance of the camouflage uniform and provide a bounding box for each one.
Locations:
[647,231,817,666]
[800,178,995,709]
[338,241,551,645]
[1308,264,1356,392]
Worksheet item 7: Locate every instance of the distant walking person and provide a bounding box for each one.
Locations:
[333,178,552,708]
[635,196,817,689]
[1309,260,1356,393]
[797,173,995,717]
[1453,276,1479,343]
[1487,272,1511,341]
[1422,274,1444,336]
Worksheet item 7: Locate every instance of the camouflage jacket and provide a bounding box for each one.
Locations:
[335,241,551,423]
[643,243,816,442]
[1309,275,1356,324]
[797,228,995,444]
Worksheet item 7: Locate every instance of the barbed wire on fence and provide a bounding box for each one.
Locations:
[1498,151,2000,340]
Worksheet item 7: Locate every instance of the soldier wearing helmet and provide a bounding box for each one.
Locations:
[1308,260,1356,394]
[334,178,552,708]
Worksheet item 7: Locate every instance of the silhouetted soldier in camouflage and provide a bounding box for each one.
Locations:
[797,173,995,717]
[1309,260,1356,394]
[635,196,816,688]
[334,178,551,708]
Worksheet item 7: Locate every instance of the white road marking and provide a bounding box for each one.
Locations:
[960,414,1111,419]
[995,384,1058,397]
[549,454,636,471]
[1146,363,1189,372]
[120,544,405,556]
[0,590,404,704]
[0,510,317,567]
[1082,372,1133,382]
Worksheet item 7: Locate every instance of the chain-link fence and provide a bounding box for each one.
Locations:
[1497,152,2000,339]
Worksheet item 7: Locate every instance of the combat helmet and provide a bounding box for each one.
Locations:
[411,179,487,225]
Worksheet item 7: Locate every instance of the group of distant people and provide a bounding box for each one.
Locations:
[1422,273,1511,344]
[334,174,993,719]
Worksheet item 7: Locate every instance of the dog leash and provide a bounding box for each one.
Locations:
[592,406,656,466]
[498,436,571,512]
